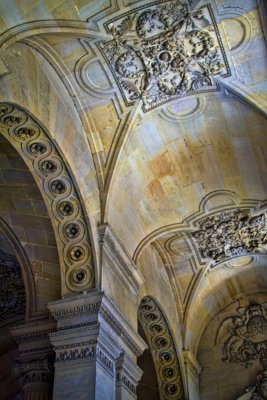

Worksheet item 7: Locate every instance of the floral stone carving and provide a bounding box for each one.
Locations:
[0,249,26,321]
[98,0,230,112]
[216,303,267,399]
[191,209,267,266]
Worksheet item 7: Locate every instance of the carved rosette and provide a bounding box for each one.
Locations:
[0,103,94,292]
[138,296,185,400]
[191,209,267,267]
[98,1,230,112]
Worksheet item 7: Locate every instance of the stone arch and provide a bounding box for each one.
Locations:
[138,296,185,400]
[0,102,96,295]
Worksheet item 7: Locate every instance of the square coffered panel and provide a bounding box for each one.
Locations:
[98,0,231,112]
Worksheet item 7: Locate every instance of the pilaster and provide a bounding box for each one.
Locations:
[99,223,144,330]
[48,291,146,400]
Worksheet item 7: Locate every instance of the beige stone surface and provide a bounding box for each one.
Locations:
[0,0,266,398]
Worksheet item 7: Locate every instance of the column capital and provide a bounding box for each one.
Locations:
[48,291,146,400]
[13,356,54,390]
[10,318,56,399]
[48,290,146,359]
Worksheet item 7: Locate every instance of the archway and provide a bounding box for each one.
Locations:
[137,296,185,400]
[0,103,95,295]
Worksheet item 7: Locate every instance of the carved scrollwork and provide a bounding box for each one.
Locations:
[0,103,95,293]
[216,302,267,400]
[138,296,185,400]
[191,209,267,266]
[98,1,230,112]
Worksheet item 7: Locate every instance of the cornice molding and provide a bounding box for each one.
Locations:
[48,291,146,358]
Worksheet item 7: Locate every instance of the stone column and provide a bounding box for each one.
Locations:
[10,319,56,400]
[183,350,202,400]
[48,291,146,400]
[13,357,54,400]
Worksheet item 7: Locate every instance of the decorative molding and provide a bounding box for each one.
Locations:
[48,291,145,398]
[134,191,267,270]
[10,320,56,358]
[116,352,142,396]
[191,209,267,267]
[48,291,146,358]
[56,343,96,363]
[0,103,95,293]
[138,296,185,400]
[99,223,144,294]
[0,249,26,322]
[97,0,230,112]
[216,302,267,399]
[159,97,206,123]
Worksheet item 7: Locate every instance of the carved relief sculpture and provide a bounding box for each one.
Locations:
[138,296,185,399]
[0,249,26,321]
[216,303,267,399]
[191,209,267,266]
[98,0,230,111]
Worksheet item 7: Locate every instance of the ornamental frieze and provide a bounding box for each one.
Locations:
[191,209,267,267]
[98,0,230,112]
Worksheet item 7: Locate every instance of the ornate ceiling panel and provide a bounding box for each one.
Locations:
[98,0,230,112]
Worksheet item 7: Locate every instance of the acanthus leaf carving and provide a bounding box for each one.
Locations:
[191,209,267,267]
[98,1,230,112]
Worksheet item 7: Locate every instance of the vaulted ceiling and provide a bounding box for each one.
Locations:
[0,2,266,396]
